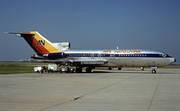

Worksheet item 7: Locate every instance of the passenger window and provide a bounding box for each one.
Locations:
[91,53,94,57]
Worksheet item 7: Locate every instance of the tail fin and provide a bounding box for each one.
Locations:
[6,31,60,54]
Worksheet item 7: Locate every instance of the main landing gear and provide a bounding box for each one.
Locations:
[85,67,92,73]
[141,67,144,71]
[151,70,156,73]
[141,67,157,73]
[108,67,112,70]
[108,67,121,70]
[76,67,82,73]
[75,67,92,73]
[118,67,121,70]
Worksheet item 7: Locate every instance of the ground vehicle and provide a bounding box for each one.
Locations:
[34,66,44,73]
[48,64,59,73]
[61,66,74,73]
[34,64,74,73]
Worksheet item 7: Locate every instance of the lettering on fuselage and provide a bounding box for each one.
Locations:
[37,40,45,46]
[103,50,141,54]
[103,50,111,53]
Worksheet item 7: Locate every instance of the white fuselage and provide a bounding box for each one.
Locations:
[61,49,175,67]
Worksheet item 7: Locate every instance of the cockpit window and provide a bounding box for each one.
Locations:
[162,53,167,57]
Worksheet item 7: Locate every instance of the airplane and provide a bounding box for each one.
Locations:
[6,31,176,73]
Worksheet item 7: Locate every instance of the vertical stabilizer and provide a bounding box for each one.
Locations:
[7,31,60,54]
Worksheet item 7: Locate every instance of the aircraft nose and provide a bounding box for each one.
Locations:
[170,58,176,63]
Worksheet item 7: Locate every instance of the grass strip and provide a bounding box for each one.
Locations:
[0,62,35,74]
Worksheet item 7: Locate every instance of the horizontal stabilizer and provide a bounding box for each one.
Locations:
[4,32,34,37]
[4,32,24,34]
[6,31,60,54]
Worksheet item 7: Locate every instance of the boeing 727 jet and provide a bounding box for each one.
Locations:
[7,31,176,73]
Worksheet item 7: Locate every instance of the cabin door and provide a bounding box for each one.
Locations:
[110,54,115,60]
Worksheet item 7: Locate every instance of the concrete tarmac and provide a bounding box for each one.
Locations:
[0,68,180,111]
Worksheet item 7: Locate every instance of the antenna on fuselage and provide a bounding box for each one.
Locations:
[116,46,119,49]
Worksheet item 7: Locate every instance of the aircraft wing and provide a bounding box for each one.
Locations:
[71,59,108,65]
[36,59,108,65]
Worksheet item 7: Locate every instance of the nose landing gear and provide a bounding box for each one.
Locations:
[151,67,157,73]
[151,69,156,73]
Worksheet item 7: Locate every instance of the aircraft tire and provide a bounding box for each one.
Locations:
[141,67,144,71]
[152,70,156,73]
[76,68,82,73]
[108,67,112,70]
[118,67,121,70]
[86,68,92,73]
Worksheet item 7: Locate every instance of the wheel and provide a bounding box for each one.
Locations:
[151,70,156,73]
[41,70,43,73]
[118,67,121,70]
[86,67,92,73]
[76,68,82,73]
[70,69,74,73]
[141,67,144,71]
[108,67,112,70]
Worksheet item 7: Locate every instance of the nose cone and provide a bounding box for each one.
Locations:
[170,58,176,63]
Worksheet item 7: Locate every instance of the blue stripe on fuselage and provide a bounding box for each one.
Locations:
[65,53,171,58]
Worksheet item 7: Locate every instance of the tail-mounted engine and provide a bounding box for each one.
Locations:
[43,52,65,59]
[31,52,66,59]
[52,42,70,50]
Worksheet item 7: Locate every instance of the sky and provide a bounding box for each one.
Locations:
[0,0,180,63]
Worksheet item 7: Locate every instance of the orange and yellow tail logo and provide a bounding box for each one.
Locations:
[19,31,60,54]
